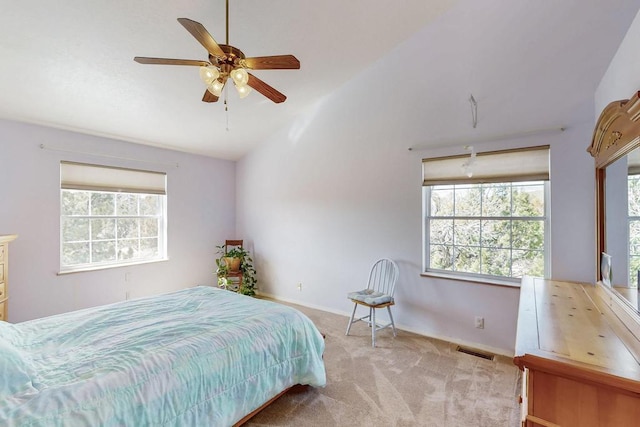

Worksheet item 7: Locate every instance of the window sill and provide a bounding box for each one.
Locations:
[420,271,521,289]
[58,258,169,275]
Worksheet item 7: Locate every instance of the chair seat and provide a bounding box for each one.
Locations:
[348,289,394,305]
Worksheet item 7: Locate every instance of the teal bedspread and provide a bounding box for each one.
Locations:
[0,286,326,426]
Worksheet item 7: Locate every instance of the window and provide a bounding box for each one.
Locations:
[60,162,167,272]
[422,146,549,282]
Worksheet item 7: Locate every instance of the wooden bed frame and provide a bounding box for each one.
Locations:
[234,331,325,425]
[233,384,308,426]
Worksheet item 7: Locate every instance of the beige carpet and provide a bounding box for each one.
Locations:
[247,301,522,427]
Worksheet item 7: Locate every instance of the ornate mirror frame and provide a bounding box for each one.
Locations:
[587,90,640,282]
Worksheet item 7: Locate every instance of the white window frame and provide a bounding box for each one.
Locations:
[421,146,550,284]
[59,162,168,273]
[422,182,550,283]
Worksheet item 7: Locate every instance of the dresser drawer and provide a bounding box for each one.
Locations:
[0,264,4,282]
[0,281,5,300]
[0,301,5,321]
[0,245,5,262]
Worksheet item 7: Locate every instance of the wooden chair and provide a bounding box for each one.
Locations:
[222,240,243,290]
[345,258,399,347]
[225,240,244,252]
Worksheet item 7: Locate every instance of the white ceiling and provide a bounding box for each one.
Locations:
[1,1,639,160]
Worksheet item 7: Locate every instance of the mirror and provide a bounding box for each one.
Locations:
[589,90,640,312]
[603,147,640,310]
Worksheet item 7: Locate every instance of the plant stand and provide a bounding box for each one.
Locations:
[216,240,257,296]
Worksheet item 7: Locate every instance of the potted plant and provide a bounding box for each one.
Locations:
[215,244,257,296]
[222,247,243,272]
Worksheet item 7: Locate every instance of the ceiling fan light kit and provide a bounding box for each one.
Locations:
[235,84,252,99]
[230,68,249,86]
[207,79,225,97]
[133,0,299,104]
[199,66,219,85]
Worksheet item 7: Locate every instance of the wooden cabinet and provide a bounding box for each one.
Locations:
[514,277,640,427]
[0,234,17,322]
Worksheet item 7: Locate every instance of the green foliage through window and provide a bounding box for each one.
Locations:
[628,175,640,287]
[425,181,547,280]
[61,189,165,270]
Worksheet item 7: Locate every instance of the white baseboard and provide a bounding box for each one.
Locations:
[257,291,514,358]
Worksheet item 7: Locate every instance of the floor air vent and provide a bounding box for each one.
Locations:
[456,346,495,361]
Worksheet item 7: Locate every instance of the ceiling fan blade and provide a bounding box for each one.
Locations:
[177,18,226,59]
[243,55,300,70]
[134,57,210,66]
[202,89,219,103]
[247,73,286,103]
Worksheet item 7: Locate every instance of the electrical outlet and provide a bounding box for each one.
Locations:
[297,283,302,291]
[475,316,485,329]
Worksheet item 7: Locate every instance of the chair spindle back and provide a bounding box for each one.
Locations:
[367,258,399,297]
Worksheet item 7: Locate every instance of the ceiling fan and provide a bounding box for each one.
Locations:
[133,0,300,104]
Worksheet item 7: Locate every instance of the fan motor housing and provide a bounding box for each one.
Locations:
[211,44,246,68]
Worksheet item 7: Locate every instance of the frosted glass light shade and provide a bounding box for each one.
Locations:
[207,79,224,97]
[230,68,249,86]
[235,84,252,99]
[199,66,219,85]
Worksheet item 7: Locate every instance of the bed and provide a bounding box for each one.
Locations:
[0,286,326,426]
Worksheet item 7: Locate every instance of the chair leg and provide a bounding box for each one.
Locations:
[345,303,358,336]
[371,307,376,348]
[387,306,397,337]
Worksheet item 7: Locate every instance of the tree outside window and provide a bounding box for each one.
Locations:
[61,189,165,270]
[425,181,547,280]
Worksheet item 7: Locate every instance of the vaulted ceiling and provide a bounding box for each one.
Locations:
[1,1,638,160]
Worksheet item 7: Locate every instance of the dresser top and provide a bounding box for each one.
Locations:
[514,277,640,392]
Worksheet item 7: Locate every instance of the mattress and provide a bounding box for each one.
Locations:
[0,286,326,426]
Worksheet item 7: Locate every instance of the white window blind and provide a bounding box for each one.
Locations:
[422,145,550,186]
[60,162,166,195]
[628,148,640,175]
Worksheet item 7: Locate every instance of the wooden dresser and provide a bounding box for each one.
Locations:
[514,277,640,427]
[0,234,17,322]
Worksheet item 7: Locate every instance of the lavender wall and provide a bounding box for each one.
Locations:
[236,85,595,355]
[233,0,608,354]
[0,119,236,322]
[596,8,640,112]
